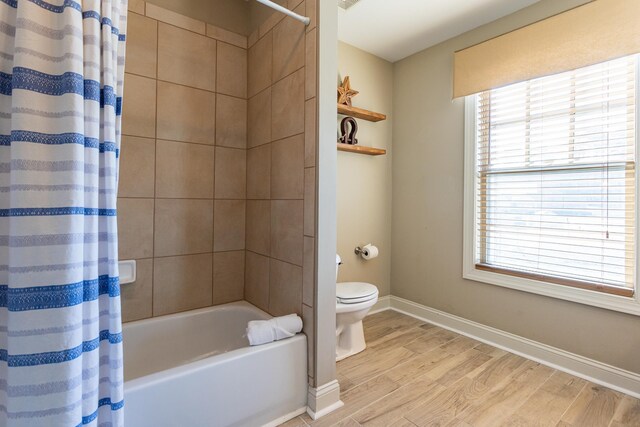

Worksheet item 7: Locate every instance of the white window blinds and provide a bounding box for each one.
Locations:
[475,54,638,296]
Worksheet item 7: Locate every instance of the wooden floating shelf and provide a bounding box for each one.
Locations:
[337,143,386,156]
[337,104,387,122]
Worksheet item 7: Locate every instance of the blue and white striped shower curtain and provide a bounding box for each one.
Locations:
[0,0,127,425]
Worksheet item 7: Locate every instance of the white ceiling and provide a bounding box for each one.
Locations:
[337,0,540,63]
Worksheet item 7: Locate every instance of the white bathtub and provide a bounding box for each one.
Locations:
[123,301,308,427]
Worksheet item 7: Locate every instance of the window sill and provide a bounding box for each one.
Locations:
[474,263,635,298]
[463,264,640,316]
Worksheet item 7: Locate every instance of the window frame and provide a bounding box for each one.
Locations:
[462,59,640,316]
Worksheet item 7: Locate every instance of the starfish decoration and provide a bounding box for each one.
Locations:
[337,76,359,107]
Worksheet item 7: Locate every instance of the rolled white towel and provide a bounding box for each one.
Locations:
[247,314,303,346]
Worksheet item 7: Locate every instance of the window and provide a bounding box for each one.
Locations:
[464,54,640,315]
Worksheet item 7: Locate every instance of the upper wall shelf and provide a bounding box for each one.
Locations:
[337,104,387,122]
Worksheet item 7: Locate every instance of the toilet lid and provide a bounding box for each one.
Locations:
[336,282,378,304]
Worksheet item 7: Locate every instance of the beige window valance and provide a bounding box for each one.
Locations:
[453,0,640,98]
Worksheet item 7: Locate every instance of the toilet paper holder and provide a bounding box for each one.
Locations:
[354,246,371,256]
[355,244,379,260]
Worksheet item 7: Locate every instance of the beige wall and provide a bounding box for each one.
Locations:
[119,2,248,322]
[244,0,319,382]
[391,0,640,374]
[337,42,393,297]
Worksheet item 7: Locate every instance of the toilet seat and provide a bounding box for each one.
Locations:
[336,282,378,304]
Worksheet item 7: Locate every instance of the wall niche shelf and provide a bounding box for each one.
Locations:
[337,103,387,155]
[337,104,387,122]
[337,143,386,156]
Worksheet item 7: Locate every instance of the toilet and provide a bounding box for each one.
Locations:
[335,254,379,361]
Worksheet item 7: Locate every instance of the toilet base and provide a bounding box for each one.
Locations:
[336,320,366,361]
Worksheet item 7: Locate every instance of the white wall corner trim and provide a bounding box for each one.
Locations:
[306,380,344,420]
[369,296,640,399]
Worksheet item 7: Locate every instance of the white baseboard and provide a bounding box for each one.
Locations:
[375,296,640,399]
[306,380,344,420]
[369,295,391,314]
[262,407,307,427]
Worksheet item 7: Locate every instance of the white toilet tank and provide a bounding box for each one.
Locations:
[336,254,342,282]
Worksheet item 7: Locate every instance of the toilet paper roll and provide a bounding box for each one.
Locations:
[361,244,379,260]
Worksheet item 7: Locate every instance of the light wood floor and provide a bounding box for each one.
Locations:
[280,310,640,427]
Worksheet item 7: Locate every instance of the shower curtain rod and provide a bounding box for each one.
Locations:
[256,0,310,25]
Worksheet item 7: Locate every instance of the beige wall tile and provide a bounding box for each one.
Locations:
[154,199,214,257]
[245,251,270,312]
[248,88,272,148]
[215,147,246,199]
[272,6,305,82]
[259,9,284,38]
[306,0,316,32]
[305,28,317,100]
[304,98,316,167]
[117,198,154,260]
[117,2,320,322]
[248,28,259,49]
[158,23,216,91]
[247,144,271,199]
[272,68,304,141]
[288,0,303,9]
[304,167,315,237]
[217,42,247,98]
[216,95,246,149]
[206,24,247,49]
[246,200,271,256]
[122,73,156,138]
[119,1,324,323]
[269,258,302,316]
[119,136,155,198]
[302,15,318,384]
[271,134,304,199]
[121,258,153,322]
[125,13,157,79]
[271,200,303,266]
[145,3,205,34]
[156,139,214,198]
[128,0,145,14]
[303,236,314,307]
[213,251,245,304]
[248,33,272,98]
[157,81,215,145]
[153,254,213,316]
[302,303,314,377]
[214,200,246,252]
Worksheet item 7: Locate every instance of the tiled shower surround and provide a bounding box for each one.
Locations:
[118,0,318,385]
[118,1,248,322]
[245,0,318,381]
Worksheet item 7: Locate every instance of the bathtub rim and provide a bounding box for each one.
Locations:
[122,300,270,330]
